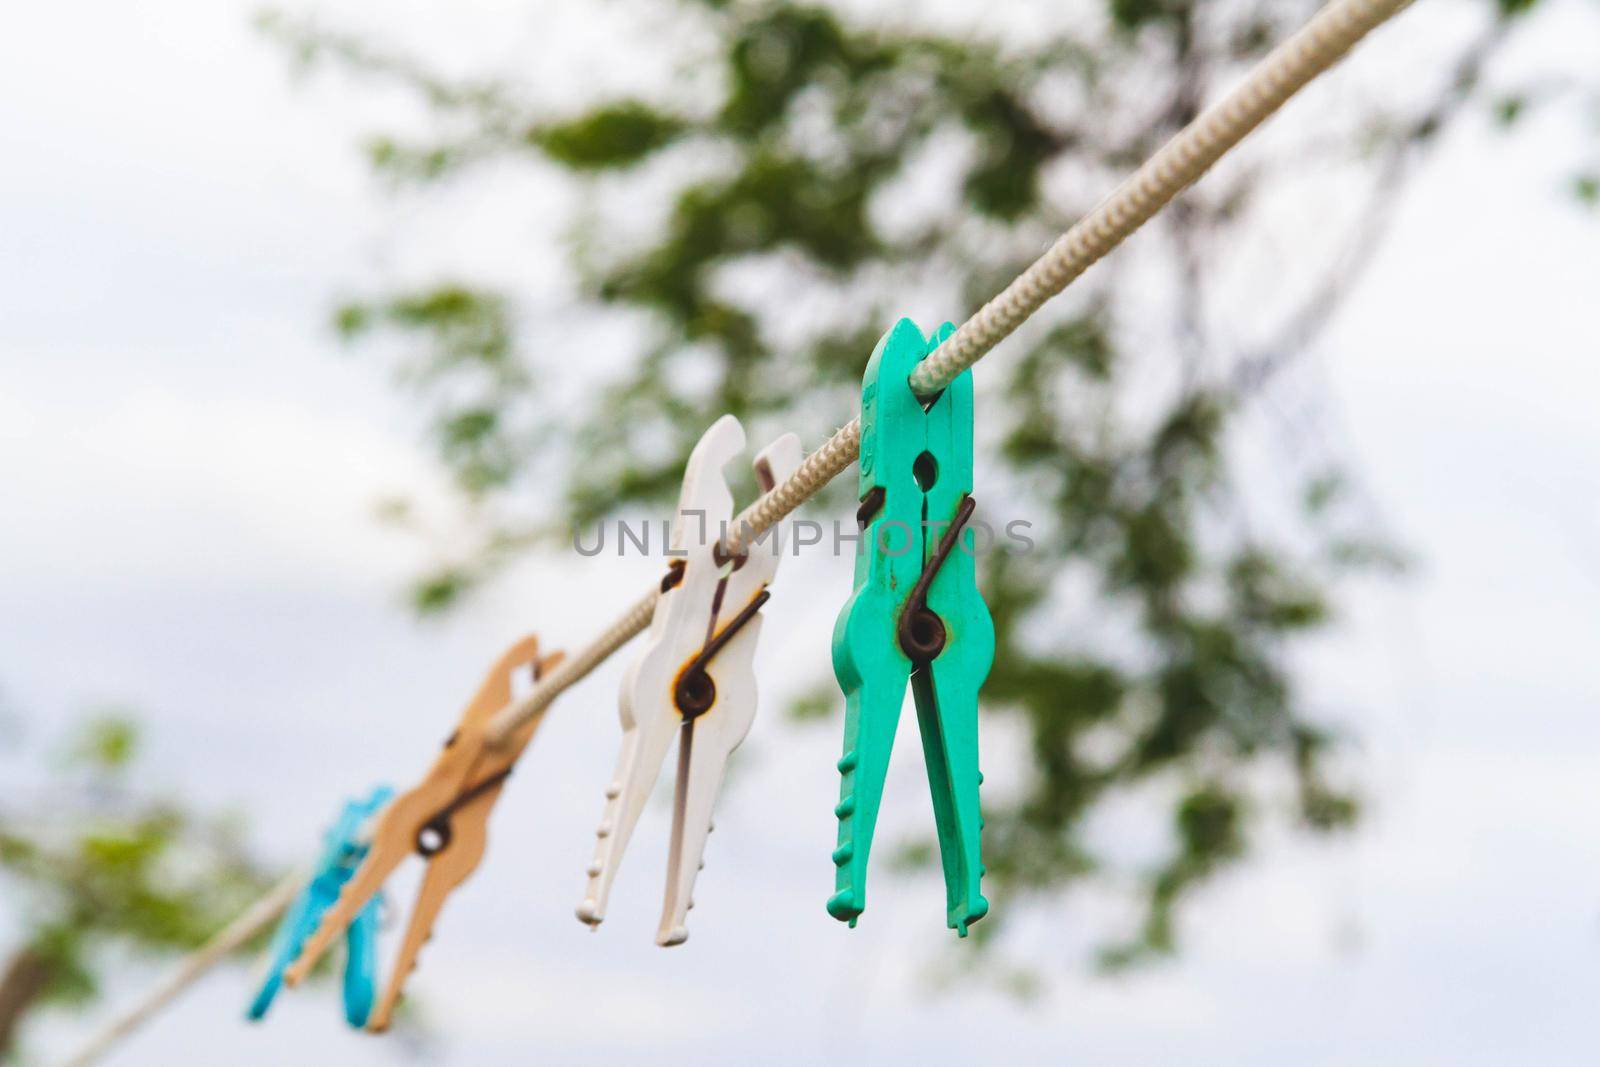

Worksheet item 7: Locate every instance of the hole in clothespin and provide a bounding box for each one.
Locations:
[754,456,778,493]
[856,486,885,529]
[913,451,939,490]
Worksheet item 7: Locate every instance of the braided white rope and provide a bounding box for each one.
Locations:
[484,0,1415,744]
[58,870,305,1067]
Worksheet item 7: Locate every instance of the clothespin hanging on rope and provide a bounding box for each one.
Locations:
[577,414,802,945]
[246,785,393,1027]
[828,318,994,936]
[283,635,563,1031]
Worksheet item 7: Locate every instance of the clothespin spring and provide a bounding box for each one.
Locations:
[673,588,771,718]
[897,495,977,666]
[415,768,513,856]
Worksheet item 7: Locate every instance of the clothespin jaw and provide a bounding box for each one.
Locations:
[283,636,562,1032]
[828,318,994,936]
[339,895,381,1028]
[579,416,802,945]
[246,785,393,1027]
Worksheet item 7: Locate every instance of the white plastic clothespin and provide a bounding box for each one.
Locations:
[577,414,801,945]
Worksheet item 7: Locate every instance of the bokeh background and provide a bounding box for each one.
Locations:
[3,0,1598,1063]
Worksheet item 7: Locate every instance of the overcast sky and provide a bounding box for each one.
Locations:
[3,0,1599,1064]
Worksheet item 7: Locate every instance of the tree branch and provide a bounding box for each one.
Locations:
[0,947,54,1058]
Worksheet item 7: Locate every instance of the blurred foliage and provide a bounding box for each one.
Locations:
[260,0,1576,976]
[0,713,277,1059]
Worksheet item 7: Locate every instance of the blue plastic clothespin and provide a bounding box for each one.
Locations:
[246,786,393,1027]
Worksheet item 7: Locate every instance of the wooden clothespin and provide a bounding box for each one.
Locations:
[829,318,994,936]
[283,635,563,1030]
[247,785,393,1027]
[577,414,802,945]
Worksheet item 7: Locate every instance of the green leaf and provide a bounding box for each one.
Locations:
[785,683,838,722]
[1493,94,1526,127]
[333,301,372,340]
[1302,471,1345,515]
[529,102,686,170]
[1175,784,1245,862]
[1109,0,1175,31]
[1301,785,1360,831]
[365,135,464,181]
[1496,0,1540,17]
[411,568,475,615]
[67,716,140,772]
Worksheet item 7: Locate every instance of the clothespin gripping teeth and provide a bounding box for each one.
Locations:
[246,785,393,1028]
[828,318,995,936]
[578,416,802,946]
[283,635,563,1032]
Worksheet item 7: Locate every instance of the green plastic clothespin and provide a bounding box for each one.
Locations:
[827,318,995,936]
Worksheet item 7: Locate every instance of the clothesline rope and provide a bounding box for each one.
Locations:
[481,0,1418,746]
[58,0,1419,1059]
[58,870,304,1067]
